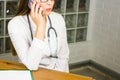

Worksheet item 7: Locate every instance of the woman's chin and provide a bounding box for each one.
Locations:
[46,12,52,16]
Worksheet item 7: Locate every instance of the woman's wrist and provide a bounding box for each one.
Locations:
[35,26,46,41]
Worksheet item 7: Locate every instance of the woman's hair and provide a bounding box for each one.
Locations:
[16,0,30,16]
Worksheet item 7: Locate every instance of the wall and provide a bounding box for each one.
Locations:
[92,0,120,73]
[69,41,91,63]
[69,0,95,64]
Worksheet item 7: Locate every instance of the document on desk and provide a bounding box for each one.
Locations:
[0,70,33,80]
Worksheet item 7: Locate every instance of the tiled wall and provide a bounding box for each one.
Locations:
[0,0,90,54]
[92,0,120,73]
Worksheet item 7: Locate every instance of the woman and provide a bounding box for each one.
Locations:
[8,0,69,72]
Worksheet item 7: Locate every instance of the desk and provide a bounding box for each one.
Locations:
[0,60,94,80]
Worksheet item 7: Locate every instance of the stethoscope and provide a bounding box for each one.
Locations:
[47,16,58,58]
[27,14,58,58]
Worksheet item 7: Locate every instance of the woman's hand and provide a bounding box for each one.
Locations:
[30,1,46,27]
[30,1,47,41]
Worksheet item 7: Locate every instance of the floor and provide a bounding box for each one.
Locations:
[70,66,118,80]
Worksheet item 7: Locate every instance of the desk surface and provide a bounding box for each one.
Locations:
[0,59,94,80]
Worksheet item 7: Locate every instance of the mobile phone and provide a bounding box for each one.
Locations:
[28,0,34,8]
[28,0,43,15]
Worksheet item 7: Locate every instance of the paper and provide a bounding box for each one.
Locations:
[0,70,33,80]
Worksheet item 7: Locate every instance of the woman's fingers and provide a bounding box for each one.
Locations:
[38,7,43,16]
[30,1,43,17]
[35,3,39,14]
[30,1,46,27]
[30,1,36,15]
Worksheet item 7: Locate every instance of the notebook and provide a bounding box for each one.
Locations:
[0,70,33,80]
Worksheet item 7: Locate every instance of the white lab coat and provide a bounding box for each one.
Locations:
[8,12,69,72]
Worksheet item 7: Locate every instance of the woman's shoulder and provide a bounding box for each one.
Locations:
[9,15,26,24]
[50,12,63,19]
[8,15,27,32]
[50,12,65,24]
[8,15,27,27]
[51,12,61,16]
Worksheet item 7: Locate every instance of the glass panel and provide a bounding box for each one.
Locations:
[54,0,61,13]
[77,13,88,27]
[79,0,89,12]
[76,28,87,42]
[6,1,18,17]
[54,0,66,13]
[5,37,11,53]
[67,30,75,43]
[62,14,65,19]
[54,0,61,12]
[5,19,10,36]
[0,1,4,18]
[0,38,4,53]
[0,20,4,36]
[66,0,78,12]
[65,14,77,28]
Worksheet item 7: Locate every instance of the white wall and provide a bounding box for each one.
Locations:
[69,41,91,63]
[91,0,120,73]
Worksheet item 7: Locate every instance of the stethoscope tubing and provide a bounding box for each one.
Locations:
[48,16,58,58]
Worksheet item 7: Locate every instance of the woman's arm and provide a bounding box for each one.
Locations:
[8,17,49,70]
[11,1,48,70]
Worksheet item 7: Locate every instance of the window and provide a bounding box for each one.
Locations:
[0,0,90,54]
[54,0,90,43]
[0,0,18,53]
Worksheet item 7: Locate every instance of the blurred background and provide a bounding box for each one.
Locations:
[0,0,120,80]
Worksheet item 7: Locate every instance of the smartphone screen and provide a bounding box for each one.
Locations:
[28,0,34,8]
